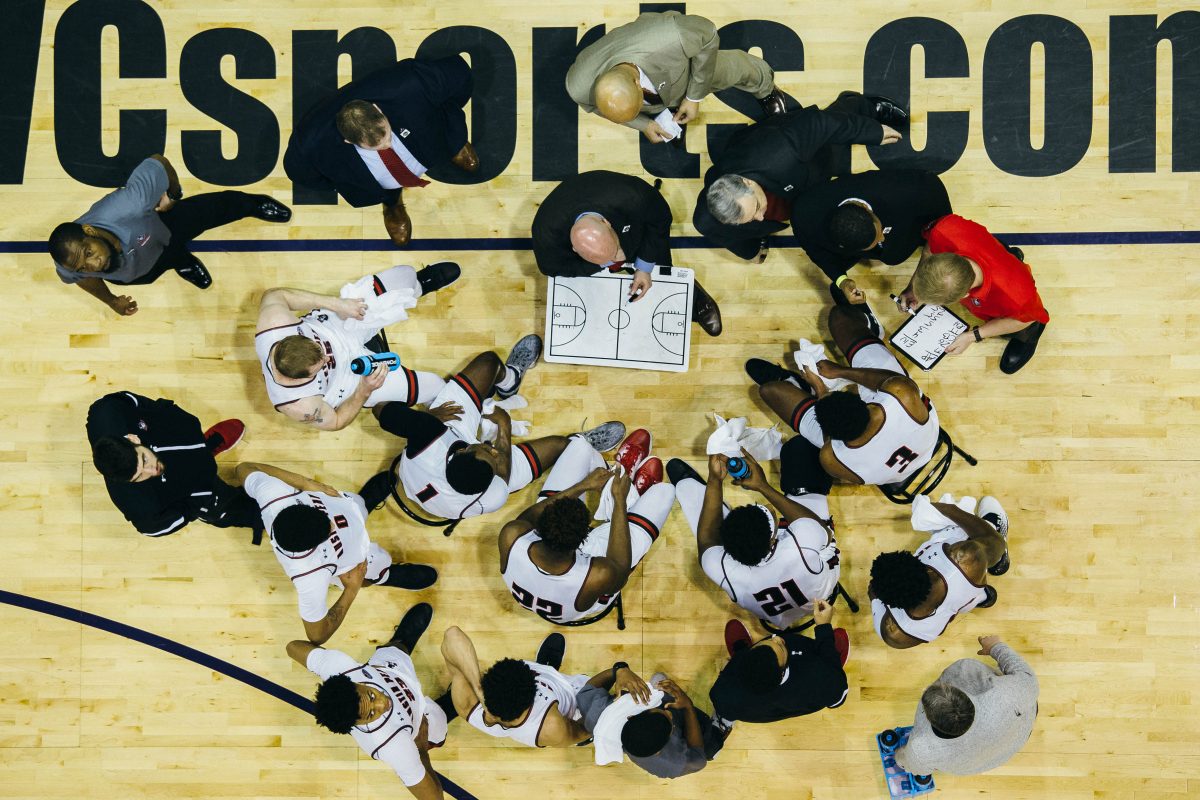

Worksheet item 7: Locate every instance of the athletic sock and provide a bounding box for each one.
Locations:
[434,691,459,723]
[494,365,520,395]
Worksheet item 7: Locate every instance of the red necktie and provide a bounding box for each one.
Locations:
[606,261,626,272]
[378,147,430,189]
[762,190,792,223]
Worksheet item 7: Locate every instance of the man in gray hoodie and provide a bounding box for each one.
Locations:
[896,636,1038,775]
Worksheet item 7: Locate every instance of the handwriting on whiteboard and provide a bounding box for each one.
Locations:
[890,305,969,370]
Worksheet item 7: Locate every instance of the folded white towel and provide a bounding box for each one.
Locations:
[792,339,853,392]
[339,268,419,335]
[479,395,532,440]
[705,413,783,461]
[594,464,638,522]
[910,493,978,531]
[592,687,666,766]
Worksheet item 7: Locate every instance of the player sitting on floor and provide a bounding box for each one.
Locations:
[237,461,436,645]
[870,495,1011,649]
[669,439,840,630]
[254,262,460,431]
[359,335,625,522]
[439,627,603,748]
[745,305,939,486]
[499,429,673,624]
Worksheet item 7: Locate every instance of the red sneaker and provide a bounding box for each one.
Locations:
[614,428,652,472]
[724,619,752,657]
[204,419,245,457]
[833,627,850,667]
[632,457,663,494]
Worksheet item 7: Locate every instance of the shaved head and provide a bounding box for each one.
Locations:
[594,65,641,123]
[570,214,620,265]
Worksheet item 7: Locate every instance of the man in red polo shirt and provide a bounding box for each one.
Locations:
[898,215,1049,374]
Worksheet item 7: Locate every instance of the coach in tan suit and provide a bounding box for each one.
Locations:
[566,11,785,143]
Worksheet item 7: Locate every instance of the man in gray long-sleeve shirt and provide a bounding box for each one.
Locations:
[896,636,1038,776]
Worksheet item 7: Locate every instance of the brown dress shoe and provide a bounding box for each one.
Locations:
[451,142,479,172]
[691,279,723,337]
[383,200,412,247]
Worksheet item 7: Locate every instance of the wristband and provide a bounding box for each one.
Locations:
[972,326,983,343]
[834,274,850,288]
[167,186,183,201]
[611,661,629,683]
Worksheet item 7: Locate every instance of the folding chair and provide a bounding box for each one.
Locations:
[386,454,462,537]
[879,427,977,505]
[773,582,860,635]
[548,594,626,631]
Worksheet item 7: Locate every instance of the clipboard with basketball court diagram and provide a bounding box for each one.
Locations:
[544,267,695,372]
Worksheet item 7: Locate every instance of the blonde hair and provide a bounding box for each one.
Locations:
[273,336,324,378]
[913,252,974,305]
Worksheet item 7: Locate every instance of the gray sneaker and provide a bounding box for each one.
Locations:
[579,421,625,452]
[497,334,542,399]
[978,496,1010,576]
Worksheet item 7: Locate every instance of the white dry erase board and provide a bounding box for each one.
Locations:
[889,304,970,371]
[544,267,694,372]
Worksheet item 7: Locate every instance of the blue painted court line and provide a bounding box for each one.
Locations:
[0,588,480,800]
[2,230,1198,254]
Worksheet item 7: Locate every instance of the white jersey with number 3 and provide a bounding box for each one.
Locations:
[832,390,940,485]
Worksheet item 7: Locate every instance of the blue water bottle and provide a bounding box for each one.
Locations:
[350,351,401,375]
[727,457,750,480]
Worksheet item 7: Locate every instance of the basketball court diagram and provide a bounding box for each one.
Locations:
[544,268,695,372]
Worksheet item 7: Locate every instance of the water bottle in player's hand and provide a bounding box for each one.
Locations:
[727,456,750,480]
[350,352,401,375]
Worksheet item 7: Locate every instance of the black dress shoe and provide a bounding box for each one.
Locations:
[758,88,787,116]
[976,584,998,609]
[535,633,566,669]
[174,255,212,289]
[744,358,803,386]
[381,564,438,591]
[389,602,434,653]
[250,196,292,222]
[416,261,462,294]
[666,458,703,485]
[1005,244,1025,262]
[358,471,393,511]
[866,95,909,128]
[999,322,1045,375]
[691,279,722,337]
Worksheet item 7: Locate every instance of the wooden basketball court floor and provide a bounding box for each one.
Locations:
[2,2,1198,798]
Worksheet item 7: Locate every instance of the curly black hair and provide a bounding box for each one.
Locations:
[537,497,592,554]
[481,658,537,721]
[815,391,871,442]
[719,506,773,566]
[313,674,360,734]
[870,550,933,610]
[272,505,332,552]
[826,202,878,252]
[621,709,673,757]
[446,452,495,495]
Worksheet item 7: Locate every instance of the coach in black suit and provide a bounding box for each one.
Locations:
[692,92,905,264]
[792,169,951,304]
[283,56,478,247]
[532,170,722,336]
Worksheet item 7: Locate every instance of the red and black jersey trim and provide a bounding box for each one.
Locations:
[537,489,559,499]
[790,397,817,432]
[451,372,483,410]
[517,442,543,478]
[845,335,885,362]
[403,367,419,405]
[627,513,660,542]
[371,274,387,296]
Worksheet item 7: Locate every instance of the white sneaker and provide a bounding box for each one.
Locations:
[977,496,1010,576]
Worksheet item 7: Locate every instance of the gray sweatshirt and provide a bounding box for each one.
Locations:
[896,643,1039,775]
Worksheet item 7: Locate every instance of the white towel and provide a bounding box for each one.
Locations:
[478,395,532,440]
[594,464,638,522]
[592,687,666,766]
[792,339,853,392]
[338,269,420,336]
[652,109,682,141]
[910,493,978,531]
[705,413,783,461]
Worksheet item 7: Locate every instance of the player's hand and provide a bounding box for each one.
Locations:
[897,286,918,312]
[707,453,728,481]
[580,466,612,492]
[611,466,632,499]
[840,278,866,304]
[977,635,1002,657]
[642,121,671,143]
[658,678,693,711]
[429,402,464,423]
[813,598,834,626]
[360,363,388,393]
[342,560,369,590]
[613,667,652,704]
[415,716,431,751]
[483,407,511,426]
[815,359,841,380]
[673,99,700,125]
[154,192,177,212]
[801,365,829,398]
[310,480,341,497]
[109,295,139,316]
[752,244,769,264]
[334,297,368,321]
[880,125,902,145]
[628,270,652,303]
[944,331,973,355]
[733,449,767,491]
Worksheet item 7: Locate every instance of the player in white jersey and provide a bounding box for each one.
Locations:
[287,603,452,800]
[745,304,939,486]
[254,262,460,431]
[870,496,1011,648]
[498,431,674,624]
[670,437,841,630]
[363,334,626,521]
[236,461,436,645]
[439,627,600,748]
